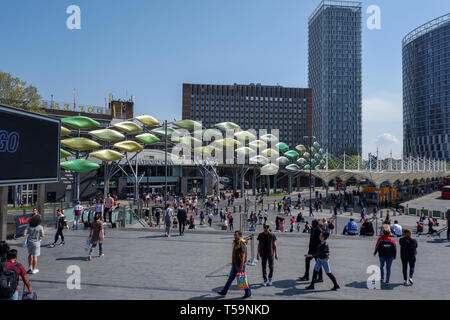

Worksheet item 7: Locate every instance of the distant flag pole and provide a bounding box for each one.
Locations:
[73,88,76,110]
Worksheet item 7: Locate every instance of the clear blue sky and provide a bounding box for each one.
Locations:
[1,0,448,158]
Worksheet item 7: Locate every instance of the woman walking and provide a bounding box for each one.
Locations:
[87,213,104,261]
[23,214,45,274]
[399,228,417,286]
[49,209,69,248]
[374,226,397,284]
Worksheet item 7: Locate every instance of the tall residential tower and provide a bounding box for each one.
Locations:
[402,14,450,161]
[308,0,362,155]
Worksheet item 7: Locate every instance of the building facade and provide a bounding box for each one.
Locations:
[182,83,312,148]
[402,14,450,160]
[308,0,362,155]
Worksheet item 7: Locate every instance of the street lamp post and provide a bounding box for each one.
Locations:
[164,120,168,205]
[304,135,316,209]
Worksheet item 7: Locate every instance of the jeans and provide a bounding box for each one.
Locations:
[74,215,81,229]
[261,255,274,281]
[401,257,416,281]
[379,257,394,282]
[304,256,323,279]
[89,243,103,255]
[222,265,251,297]
[313,258,331,274]
[165,220,171,235]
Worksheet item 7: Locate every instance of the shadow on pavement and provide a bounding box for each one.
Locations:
[56,256,88,261]
[188,294,226,300]
[345,281,403,290]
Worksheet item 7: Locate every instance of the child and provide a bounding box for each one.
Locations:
[305,232,340,290]
[87,213,104,261]
[49,209,69,248]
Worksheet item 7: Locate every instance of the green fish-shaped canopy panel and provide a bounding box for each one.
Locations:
[215,122,240,131]
[61,126,71,137]
[113,141,143,152]
[261,148,279,158]
[89,149,124,162]
[284,150,300,159]
[135,133,160,145]
[113,121,142,134]
[61,137,101,151]
[61,159,100,173]
[260,163,279,176]
[285,164,301,173]
[295,144,307,154]
[61,116,100,130]
[173,119,203,131]
[275,142,289,153]
[151,127,180,137]
[60,149,72,159]
[135,115,160,127]
[88,129,125,143]
[277,156,289,166]
[313,141,320,149]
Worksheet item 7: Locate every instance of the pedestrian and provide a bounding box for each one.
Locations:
[0,249,33,300]
[390,220,403,237]
[155,207,161,226]
[399,228,417,286]
[189,215,195,229]
[200,211,205,225]
[217,231,252,299]
[360,206,366,222]
[164,204,173,237]
[95,198,104,220]
[374,226,397,284]
[309,204,314,217]
[257,224,278,286]
[298,219,323,282]
[177,204,187,236]
[23,214,44,274]
[263,209,268,224]
[49,209,69,248]
[305,232,340,290]
[103,193,114,224]
[73,201,83,230]
[228,213,234,232]
[208,212,214,227]
[87,213,105,261]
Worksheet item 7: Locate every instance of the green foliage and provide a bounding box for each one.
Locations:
[0,71,44,114]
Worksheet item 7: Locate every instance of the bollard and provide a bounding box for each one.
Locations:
[239,205,242,212]
[350,208,353,216]
[233,206,236,213]
[380,211,383,218]
[393,210,396,216]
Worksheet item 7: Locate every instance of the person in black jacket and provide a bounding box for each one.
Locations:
[305,232,340,290]
[399,228,417,286]
[298,220,323,282]
[177,204,187,236]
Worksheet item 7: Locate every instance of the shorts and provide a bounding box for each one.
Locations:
[27,243,40,257]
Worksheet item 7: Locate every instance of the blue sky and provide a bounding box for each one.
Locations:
[1,0,448,158]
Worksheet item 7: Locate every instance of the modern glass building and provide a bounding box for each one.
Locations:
[308,0,362,155]
[182,83,313,148]
[402,14,450,161]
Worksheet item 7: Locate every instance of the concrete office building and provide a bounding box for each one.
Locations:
[182,83,313,148]
[308,0,362,155]
[403,14,450,160]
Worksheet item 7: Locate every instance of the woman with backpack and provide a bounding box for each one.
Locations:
[374,226,397,284]
[23,214,45,274]
[49,209,69,248]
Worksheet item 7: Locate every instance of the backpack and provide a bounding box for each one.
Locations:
[0,262,20,299]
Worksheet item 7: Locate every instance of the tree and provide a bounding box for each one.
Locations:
[0,71,44,113]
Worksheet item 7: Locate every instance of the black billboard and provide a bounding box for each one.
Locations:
[0,104,60,185]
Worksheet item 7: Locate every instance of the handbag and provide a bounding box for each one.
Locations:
[84,238,91,251]
[236,272,248,290]
[22,284,37,300]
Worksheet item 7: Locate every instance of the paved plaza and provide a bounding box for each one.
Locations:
[6,226,450,300]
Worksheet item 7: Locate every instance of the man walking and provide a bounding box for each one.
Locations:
[257,224,278,286]
[298,219,323,282]
[218,231,252,299]
[177,204,187,236]
[103,193,114,224]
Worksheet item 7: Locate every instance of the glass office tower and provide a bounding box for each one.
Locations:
[308,0,362,155]
[403,14,450,161]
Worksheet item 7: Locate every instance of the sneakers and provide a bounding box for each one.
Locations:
[217,291,226,296]
[31,269,39,274]
[408,278,414,285]
[404,281,409,286]
[99,253,104,257]
[268,279,273,286]
[27,267,33,274]
[262,280,267,287]
[331,285,340,291]
[48,244,55,248]
[59,242,65,246]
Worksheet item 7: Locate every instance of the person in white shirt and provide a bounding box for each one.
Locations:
[164,205,173,237]
[390,220,403,237]
[263,210,268,224]
[73,201,83,230]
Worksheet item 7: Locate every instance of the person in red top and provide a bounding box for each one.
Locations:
[0,249,33,300]
[374,226,397,284]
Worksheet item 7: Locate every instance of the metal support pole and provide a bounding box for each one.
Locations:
[0,187,8,241]
[164,120,168,204]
